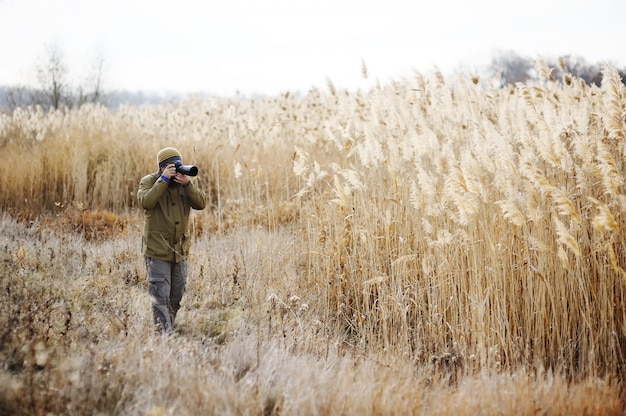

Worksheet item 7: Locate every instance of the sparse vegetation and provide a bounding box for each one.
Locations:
[1,60,625,415]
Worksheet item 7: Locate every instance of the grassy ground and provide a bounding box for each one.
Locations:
[1,213,624,415]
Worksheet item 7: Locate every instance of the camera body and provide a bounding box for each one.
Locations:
[174,160,198,177]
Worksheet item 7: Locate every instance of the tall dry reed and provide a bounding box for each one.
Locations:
[292,64,626,379]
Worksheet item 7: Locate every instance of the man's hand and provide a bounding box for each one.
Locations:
[162,163,177,180]
[173,172,190,186]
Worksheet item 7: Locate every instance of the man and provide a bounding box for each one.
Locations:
[138,147,206,332]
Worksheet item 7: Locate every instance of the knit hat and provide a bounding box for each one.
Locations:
[157,147,182,168]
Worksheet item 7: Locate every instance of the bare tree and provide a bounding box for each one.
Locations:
[77,51,106,106]
[3,85,32,110]
[546,55,603,86]
[36,44,69,109]
[3,44,109,112]
[488,50,534,86]
[485,51,625,87]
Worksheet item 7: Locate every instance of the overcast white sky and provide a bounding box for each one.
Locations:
[1,0,624,96]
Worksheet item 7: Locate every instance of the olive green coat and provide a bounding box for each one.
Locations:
[138,173,206,263]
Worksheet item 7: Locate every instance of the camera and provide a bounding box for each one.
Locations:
[174,160,198,176]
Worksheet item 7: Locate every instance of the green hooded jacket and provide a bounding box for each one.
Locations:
[138,173,206,263]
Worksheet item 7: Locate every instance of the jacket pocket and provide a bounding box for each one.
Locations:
[146,232,171,258]
[182,233,191,256]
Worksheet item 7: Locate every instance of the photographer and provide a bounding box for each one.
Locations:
[138,147,206,332]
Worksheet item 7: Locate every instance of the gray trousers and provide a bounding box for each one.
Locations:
[145,257,188,331]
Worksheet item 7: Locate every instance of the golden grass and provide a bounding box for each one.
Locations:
[1,62,626,414]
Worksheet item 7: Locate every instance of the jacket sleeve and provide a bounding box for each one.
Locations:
[184,182,207,210]
[138,174,168,209]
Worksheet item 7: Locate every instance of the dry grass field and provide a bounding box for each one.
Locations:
[1,62,625,415]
